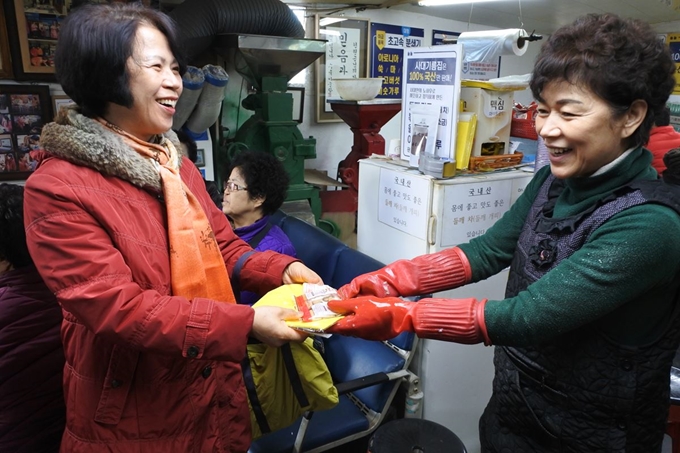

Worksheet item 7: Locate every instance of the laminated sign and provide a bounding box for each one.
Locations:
[400,44,463,163]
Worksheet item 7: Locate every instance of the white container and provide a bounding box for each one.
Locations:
[461,87,513,157]
[358,159,534,452]
[405,391,424,418]
[332,78,383,101]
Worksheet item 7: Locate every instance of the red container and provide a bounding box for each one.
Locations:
[511,102,538,140]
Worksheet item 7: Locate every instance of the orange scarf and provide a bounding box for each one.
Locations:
[98,119,236,303]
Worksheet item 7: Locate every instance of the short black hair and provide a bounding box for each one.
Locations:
[0,183,33,268]
[227,151,290,216]
[55,2,187,119]
[174,129,197,162]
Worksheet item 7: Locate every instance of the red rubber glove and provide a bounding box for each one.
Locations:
[327,296,491,345]
[337,247,472,299]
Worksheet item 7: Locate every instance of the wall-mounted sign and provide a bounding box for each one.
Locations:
[370,23,425,99]
[315,16,370,123]
[324,27,362,110]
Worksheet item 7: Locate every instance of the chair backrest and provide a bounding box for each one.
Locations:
[271,211,387,290]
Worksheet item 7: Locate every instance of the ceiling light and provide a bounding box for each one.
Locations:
[319,17,347,26]
[418,0,500,6]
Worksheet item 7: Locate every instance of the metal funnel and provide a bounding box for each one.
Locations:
[213,34,326,87]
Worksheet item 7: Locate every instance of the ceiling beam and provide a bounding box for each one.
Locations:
[379,0,414,7]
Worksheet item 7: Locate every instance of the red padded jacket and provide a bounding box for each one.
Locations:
[24,114,296,453]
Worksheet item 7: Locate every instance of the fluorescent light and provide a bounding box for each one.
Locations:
[319,17,347,26]
[418,0,500,6]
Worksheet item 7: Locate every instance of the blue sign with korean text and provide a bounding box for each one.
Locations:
[371,22,425,99]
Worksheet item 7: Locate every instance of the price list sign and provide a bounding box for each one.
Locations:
[377,167,431,239]
[440,179,514,247]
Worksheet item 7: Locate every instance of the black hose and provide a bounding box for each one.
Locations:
[169,0,305,62]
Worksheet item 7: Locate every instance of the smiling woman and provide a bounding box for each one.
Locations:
[103,23,182,141]
[21,2,321,452]
[534,80,647,179]
[326,13,680,453]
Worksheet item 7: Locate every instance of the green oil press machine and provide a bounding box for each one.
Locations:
[213,34,326,224]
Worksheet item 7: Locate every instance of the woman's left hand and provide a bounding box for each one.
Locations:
[283,261,323,285]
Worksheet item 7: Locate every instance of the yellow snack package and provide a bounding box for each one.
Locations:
[252,283,344,334]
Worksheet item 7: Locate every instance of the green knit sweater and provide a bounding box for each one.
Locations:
[458,147,680,347]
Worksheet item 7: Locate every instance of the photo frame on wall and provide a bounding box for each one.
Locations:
[52,94,75,115]
[315,15,370,123]
[3,0,74,81]
[0,84,53,181]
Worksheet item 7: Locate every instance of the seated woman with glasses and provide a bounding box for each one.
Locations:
[224,150,297,305]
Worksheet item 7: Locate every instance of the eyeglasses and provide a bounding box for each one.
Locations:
[224,181,248,193]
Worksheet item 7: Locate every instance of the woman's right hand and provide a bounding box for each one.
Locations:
[251,305,307,347]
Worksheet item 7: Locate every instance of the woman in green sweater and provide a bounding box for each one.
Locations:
[328,13,680,452]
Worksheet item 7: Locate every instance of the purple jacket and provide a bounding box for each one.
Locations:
[0,266,65,452]
[233,216,297,305]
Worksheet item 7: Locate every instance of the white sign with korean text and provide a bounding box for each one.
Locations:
[381,32,424,50]
[440,179,513,247]
[461,59,500,81]
[325,27,361,112]
[377,167,431,239]
[401,45,463,162]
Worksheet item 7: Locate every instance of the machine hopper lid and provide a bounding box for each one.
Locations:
[213,34,326,84]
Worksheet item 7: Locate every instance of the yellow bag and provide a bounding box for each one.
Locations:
[244,285,339,439]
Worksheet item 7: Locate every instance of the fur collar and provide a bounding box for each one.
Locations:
[39,106,184,191]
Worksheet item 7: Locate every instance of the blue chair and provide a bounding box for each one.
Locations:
[249,212,419,453]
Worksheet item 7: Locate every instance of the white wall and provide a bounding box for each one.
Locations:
[297,8,542,178]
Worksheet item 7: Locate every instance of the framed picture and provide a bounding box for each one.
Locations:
[288,86,304,123]
[0,9,14,79]
[315,15,370,123]
[52,94,74,116]
[0,84,53,180]
[3,0,75,81]
[195,149,205,167]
